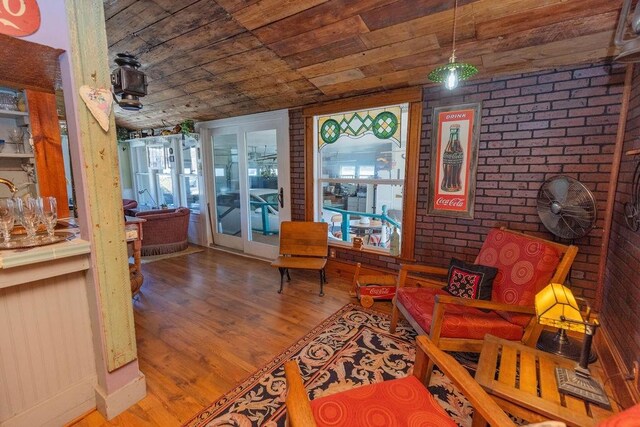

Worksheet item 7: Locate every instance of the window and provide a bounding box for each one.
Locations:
[304,89,422,258]
[128,134,202,212]
[180,136,201,211]
[316,104,407,252]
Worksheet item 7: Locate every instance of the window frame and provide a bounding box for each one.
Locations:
[302,87,422,260]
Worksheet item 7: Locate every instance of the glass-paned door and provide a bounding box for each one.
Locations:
[211,128,244,250]
[246,129,280,247]
[203,110,290,259]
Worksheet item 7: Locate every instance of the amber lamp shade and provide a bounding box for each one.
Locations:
[535,283,585,332]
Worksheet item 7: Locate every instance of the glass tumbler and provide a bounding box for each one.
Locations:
[17,196,41,241]
[40,196,58,238]
[0,198,15,245]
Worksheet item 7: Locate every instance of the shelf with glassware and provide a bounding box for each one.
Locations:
[0,88,36,199]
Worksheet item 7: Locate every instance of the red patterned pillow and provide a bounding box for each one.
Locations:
[444,258,497,301]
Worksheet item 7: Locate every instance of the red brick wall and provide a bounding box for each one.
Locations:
[289,110,306,221]
[602,64,640,373]
[289,62,626,302]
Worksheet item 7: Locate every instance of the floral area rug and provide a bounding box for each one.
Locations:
[184,304,474,427]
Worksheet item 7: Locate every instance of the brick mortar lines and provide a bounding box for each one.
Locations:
[289,62,626,302]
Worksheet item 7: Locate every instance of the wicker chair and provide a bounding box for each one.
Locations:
[135,207,190,256]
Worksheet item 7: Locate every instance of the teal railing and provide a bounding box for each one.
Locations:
[250,200,279,235]
[323,204,400,242]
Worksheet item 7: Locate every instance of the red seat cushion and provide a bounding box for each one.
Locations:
[396,287,524,340]
[310,375,456,427]
[475,229,560,326]
[597,403,640,426]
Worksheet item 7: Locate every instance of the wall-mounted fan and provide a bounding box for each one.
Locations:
[537,176,597,240]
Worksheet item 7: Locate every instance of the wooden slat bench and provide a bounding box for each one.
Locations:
[271,221,328,296]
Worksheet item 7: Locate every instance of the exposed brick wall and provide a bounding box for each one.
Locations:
[602,64,640,373]
[289,109,305,221]
[288,62,626,303]
[419,63,625,301]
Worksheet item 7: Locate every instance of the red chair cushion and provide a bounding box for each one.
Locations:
[310,375,456,427]
[597,403,640,426]
[475,229,560,326]
[396,287,524,340]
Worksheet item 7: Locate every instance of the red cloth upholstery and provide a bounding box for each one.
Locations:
[397,287,524,340]
[122,199,138,216]
[135,207,190,256]
[598,403,640,426]
[310,375,456,427]
[475,228,560,326]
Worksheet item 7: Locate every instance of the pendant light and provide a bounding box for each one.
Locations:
[428,0,478,89]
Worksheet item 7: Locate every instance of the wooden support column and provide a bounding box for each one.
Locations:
[64,1,137,372]
[27,89,70,218]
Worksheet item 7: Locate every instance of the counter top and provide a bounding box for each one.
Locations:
[0,230,90,269]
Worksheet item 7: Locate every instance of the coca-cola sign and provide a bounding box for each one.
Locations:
[360,286,395,299]
[0,0,41,37]
[428,102,482,219]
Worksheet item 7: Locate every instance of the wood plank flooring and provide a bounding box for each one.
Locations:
[71,247,391,426]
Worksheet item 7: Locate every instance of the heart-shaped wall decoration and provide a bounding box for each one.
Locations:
[79,86,113,132]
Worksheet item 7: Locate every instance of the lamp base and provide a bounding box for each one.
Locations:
[536,330,597,363]
[555,367,611,409]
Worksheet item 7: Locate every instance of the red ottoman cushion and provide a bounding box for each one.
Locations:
[310,375,456,427]
[598,403,640,426]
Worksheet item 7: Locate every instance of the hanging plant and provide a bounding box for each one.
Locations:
[116,124,130,142]
[180,119,195,135]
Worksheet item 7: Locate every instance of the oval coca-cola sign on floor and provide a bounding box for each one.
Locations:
[0,0,41,37]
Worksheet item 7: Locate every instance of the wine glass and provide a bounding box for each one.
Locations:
[40,196,57,239]
[8,128,24,153]
[16,196,40,241]
[0,198,15,245]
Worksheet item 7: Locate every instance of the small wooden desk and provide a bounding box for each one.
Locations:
[473,335,617,427]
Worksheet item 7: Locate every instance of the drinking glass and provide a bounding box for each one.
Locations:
[40,196,57,239]
[0,198,15,245]
[17,196,40,241]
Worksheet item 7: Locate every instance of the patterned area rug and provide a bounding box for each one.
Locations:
[184,304,474,427]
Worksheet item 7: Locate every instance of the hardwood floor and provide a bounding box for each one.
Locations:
[71,247,389,426]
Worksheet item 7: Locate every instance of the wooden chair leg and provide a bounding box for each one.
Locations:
[319,269,325,296]
[278,267,285,293]
[390,299,399,333]
[471,410,488,427]
[286,268,291,281]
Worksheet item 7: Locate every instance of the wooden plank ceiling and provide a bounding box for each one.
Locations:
[103,0,622,129]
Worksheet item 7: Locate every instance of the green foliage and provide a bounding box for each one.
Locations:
[180,119,195,135]
[116,125,130,142]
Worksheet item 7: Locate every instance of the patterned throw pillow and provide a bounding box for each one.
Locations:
[444,258,498,301]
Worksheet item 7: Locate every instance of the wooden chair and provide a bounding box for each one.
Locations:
[390,227,578,382]
[284,335,517,427]
[271,221,329,296]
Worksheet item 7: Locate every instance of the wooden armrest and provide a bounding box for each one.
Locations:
[400,264,449,275]
[398,264,448,289]
[434,294,536,315]
[284,360,317,427]
[415,336,516,427]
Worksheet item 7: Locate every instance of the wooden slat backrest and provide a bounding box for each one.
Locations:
[279,221,328,257]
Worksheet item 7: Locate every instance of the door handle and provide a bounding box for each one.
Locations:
[278,187,284,208]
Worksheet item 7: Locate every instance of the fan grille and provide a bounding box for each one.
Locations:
[537,176,597,240]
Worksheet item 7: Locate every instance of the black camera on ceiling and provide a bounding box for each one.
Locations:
[111,53,147,111]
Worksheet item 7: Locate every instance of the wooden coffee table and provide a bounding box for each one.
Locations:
[473,334,618,427]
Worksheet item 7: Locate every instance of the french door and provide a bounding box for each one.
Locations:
[201,110,290,259]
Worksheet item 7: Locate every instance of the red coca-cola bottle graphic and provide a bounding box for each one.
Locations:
[440,124,463,192]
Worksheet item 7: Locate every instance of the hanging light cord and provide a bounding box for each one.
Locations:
[451,0,458,61]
